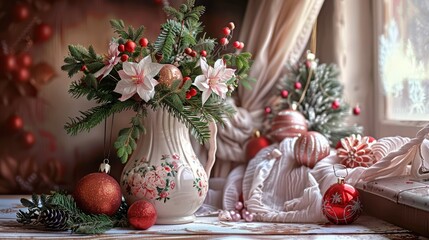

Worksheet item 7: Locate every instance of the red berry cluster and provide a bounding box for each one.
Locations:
[186,88,197,99]
[117,38,149,63]
[184,47,198,58]
[218,21,246,50]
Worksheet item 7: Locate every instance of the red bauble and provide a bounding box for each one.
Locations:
[21,131,36,148]
[128,200,157,230]
[331,99,340,110]
[17,53,32,68]
[1,54,17,73]
[280,89,289,98]
[33,23,53,43]
[12,3,30,22]
[139,37,149,47]
[73,172,122,216]
[270,109,307,142]
[322,179,363,224]
[353,106,361,115]
[294,131,330,168]
[245,131,271,161]
[5,114,24,132]
[294,82,302,90]
[13,67,30,82]
[125,40,137,53]
[264,106,272,114]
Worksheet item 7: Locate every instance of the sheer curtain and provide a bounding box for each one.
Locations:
[205,0,324,177]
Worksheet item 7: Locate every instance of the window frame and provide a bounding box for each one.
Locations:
[373,0,428,139]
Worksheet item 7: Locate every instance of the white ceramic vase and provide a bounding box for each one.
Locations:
[120,108,217,224]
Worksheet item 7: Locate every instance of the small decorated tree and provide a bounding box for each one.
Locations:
[273,52,362,145]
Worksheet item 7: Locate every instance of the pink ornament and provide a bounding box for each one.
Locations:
[234,201,243,211]
[232,213,241,221]
[244,213,254,222]
[294,131,330,168]
[270,109,307,142]
[337,134,376,168]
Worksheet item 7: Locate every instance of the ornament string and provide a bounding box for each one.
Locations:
[100,114,115,173]
[297,21,317,105]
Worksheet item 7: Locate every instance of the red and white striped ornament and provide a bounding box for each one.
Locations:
[270,109,307,142]
[294,131,330,168]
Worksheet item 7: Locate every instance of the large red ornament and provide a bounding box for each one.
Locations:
[245,130,271,161]
[128,199,157,230]
[270,109,307,142]
[322,178,362,224]
[73,172,122,216]
[294,131,330,168]
[33,23,53,43]
[13,67,30,82]
[17,53,32,68]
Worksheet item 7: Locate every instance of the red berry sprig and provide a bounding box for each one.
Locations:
[186,88,197,99]
[220,37,229,46]
[121,54,129,62]
[200,50,207,57]
[294,82,302,90]
[118,44,125,52]
[280,90,288,98]
[222,27,231,36]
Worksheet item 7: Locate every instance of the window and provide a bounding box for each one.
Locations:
[374,0,429,137]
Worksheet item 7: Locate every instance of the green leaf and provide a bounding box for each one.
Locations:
[170,79,182,90]
[120,153,128,164]
[117,147,125,158]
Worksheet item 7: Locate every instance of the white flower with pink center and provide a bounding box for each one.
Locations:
[193,58,235,104]
[114,55,163,102]
[93,41,121,79]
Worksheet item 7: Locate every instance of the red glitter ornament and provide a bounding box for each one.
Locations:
[128,200,157,230]
[73,172,122,216]
[322,168,362,225]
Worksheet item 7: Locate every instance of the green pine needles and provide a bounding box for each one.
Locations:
[16,192,129,234]
[277,53,362,145]
[61,0,252,164]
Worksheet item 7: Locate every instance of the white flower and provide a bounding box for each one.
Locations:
[93,41,121,79]
[114,55,163,102]
[193,58,235,104]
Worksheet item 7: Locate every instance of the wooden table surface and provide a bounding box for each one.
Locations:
[0,195,426,239]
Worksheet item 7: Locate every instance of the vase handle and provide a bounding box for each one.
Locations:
[205,121,218,178]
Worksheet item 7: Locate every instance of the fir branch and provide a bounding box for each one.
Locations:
[154,20,181,62]
[114,113,145,163]
[65,100,136,136]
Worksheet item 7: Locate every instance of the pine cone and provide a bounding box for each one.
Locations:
[39,209,69,231]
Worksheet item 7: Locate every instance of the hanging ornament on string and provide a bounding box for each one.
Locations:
[269,105,308,142]
[73,115,122,216]
[322,165,363,225]
[245,130,271,162]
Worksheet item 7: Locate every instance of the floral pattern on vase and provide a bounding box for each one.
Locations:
[122,154,180,203]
